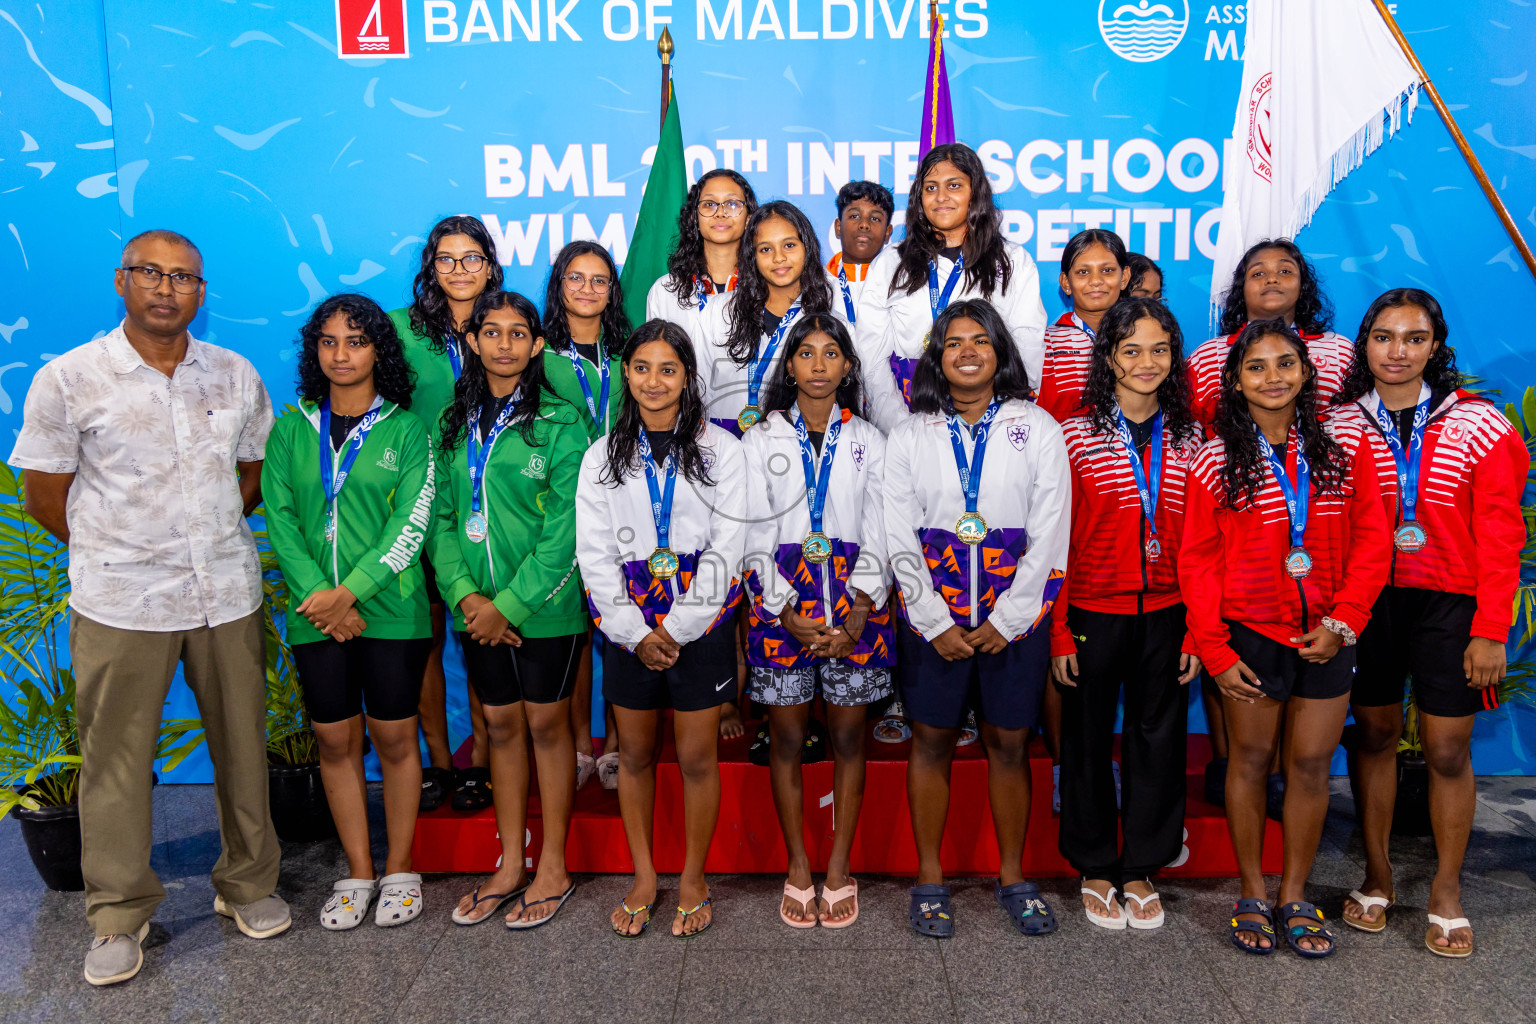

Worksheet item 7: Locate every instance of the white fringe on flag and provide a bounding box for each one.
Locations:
[1286,83,1421,239]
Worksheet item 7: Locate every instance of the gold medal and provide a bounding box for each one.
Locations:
[647,546,680,580]
[955,511,988,546]
[802,531,832,564]
[737,405,762,432]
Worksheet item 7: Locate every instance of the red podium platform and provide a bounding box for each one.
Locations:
[410,730,1283,877]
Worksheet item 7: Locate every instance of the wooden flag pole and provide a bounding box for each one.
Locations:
[1371,0,1536,281]
[658,27,674,133]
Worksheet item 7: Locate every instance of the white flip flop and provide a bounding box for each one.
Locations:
[1081,883,1126,931]
[375,873,423,927]
[1425,914,1474,958]
[780,881,818,929]
[1343,889,1393,933]
[1123,886,1165,930]
[321,878,377,931]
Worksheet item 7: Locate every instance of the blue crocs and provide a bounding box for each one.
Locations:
[996,880,1057,936]
[909,884,954,937]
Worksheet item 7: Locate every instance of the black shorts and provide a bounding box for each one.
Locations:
[897,620,1050,732]
[1225,620,1356,702]
[293,636,435,724]
[458,632,587,706]
[602,626,737,713]
[1353,587,1483,718]
[419,552,444,608]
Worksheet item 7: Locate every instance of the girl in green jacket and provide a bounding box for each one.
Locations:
[541,241,631,793]
[431,290,589,929]
[265,293,436,930]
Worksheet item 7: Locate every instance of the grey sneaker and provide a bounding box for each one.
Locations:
[83,923,150,986]
[213,893,292,939]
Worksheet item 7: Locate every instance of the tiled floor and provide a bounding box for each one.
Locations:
[3,778,1535,1023]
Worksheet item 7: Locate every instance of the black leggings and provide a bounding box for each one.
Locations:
[292,636,435,724]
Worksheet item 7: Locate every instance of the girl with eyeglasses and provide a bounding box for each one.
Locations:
[645,169,759,351]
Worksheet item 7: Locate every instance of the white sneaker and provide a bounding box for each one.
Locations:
[320,878,377,931]
[596,751,620,790]
[375,873,424,927]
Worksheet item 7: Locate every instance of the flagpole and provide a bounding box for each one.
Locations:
[658,27,674,133]
[1371,0,1536,281]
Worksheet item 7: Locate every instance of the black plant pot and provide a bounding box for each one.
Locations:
[1340,726,1435,837]
[11,803,85,891]
[267,762,335,842]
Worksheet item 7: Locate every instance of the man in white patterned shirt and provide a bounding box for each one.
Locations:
[9,230,289,986]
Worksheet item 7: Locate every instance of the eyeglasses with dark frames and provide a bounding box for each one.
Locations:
[119,266,204,294]
[433,253,489,274]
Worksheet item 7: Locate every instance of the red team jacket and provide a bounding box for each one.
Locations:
[1035,313,1094,422]
[1326,389,1529,643]
[1050,412,1206,657]
[1187,328,1355,426]
[1179,418,1391,677]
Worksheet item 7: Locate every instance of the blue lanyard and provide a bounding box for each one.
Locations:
[637,428,679,549]
[445,331,464,380]
[947,401,1001,514]
[747,301,802,410]
[1070,312,1097,341]
[928,253,965,321]
[466,393,520,515]
[793,405,843,535]
[1255,425,1309,550]
[1373,388,1431,524]
[566,341,611,430]
[836,262,856,323]
[1116,408,1163,538]
[319,396,384,507]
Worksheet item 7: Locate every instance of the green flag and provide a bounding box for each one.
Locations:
[620,87,687,328]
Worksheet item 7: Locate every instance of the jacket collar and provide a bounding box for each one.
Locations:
[300,396,397,429]
[914,397,1034,426]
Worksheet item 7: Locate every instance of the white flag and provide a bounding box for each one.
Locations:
[1210,0,1421,314]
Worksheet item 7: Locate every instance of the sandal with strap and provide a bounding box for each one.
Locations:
[1124,882,1165,930]
[818,879,859,930]
[673,897,713,939]
[873,700,911,744]
[780,881,818,929]
[451,880,529,926]
[612,899,655,939]
[506,881,576,930]
[958,710,980,747]
[320,878,377,931]
[997,880,1057,936]
[1080,882,1126,931]
[596,751,621,790]
[1425,914,1474,958]
[909,884,953,937]
[1279,901,1336,959]
[1343,889,1394,934]
[1228,897,1277,955]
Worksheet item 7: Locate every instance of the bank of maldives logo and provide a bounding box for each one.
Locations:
[1098,0,1189,63]
[336,0,409,59]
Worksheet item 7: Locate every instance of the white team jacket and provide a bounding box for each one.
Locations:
[643,275,716,355]
[883,398,1070,643]
[854,241,1048,435]
[574,422,748,651]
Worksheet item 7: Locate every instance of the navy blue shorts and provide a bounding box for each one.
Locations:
[896,619,1050,732]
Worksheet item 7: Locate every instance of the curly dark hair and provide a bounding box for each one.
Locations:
[297,293,416,409]
[890,143,1013,300]
[1213,319,1350,510]
[724,201,834,365]
[1331,287,1461,405]
[541,240,632,360]
[836,179,894,217]
[1217,238,1333,336]
[602,319,715,487]
[661,169,759,308]
[1126,252,1163,298]
[406,215,504,353]
[1083,297,1197,444]
[909,299,1034,415]
[761,313,864,417]
[437,290,558,453]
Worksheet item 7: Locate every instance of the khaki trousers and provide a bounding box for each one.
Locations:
[70,610,280,936]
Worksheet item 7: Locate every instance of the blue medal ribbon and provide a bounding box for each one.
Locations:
[320,395,383,517]
[467,392,521,517]
[445,331,464,380]
[1372,387,1430,525]
[947,401,1001,516]
[1070,312,1097,341]
[637,428,679,552]
[566,337,611,430]
[928,253,965,321]
[1255,424,1310,552]
[835,261,857,323]
[745,300,802,414]
[1117,407,1163,543]
[793,405,843,538]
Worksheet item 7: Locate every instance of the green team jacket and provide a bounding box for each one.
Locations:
[429,393,588,638]
[542,343,624,441]
[389,307,458,442]
[265,399,436,645]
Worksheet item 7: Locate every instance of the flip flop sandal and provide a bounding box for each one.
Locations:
[451,766,494,812]
[1080,883,1126,931]
[873,701,911,744]
[909,884,953,937]
[1279,901,1336,959]
[748,723,772,767]
[1124,884,1165,930]
[780,881,818,929]
[1228,897,1277,955]
[818,879,859,930]
[1343,890,1394,933]
[612,900,655,939]
[958,710,980,747]
[576,752,597,791]
[506,882,577,930]
[320,878,377,931]
[419,766,454,813]
[1425,914,1474,958]
[375,873,424,927]
[673,898,713,939]
[997,880,1057,936]
[596,751,621,790]
[451,881,529,926]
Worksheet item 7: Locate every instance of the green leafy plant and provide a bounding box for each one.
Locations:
[251,513,318,766]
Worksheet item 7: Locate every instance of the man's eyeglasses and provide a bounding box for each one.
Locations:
[119,266,204,294]
[562,272,612,293]
[433,254,488,274]
[698,200,746,217]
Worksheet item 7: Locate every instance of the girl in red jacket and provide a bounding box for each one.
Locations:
[1180,319,1389,958]
[1051,297,1204,931]
[1327,289,1528,958]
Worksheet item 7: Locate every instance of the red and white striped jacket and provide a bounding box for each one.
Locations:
[1326,388,1529,643]
[1187,328,1354,426]
[1035,313,1094,423]
[1178,417,1391,676]
[1050,410,1206,657]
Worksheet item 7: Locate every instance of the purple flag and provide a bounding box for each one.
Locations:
[920,2,954,157]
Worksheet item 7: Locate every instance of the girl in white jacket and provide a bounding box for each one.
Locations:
[856,143,1048,435]
[575,319,748,939]
[884,298,1071,940]
[644,169,759,354]
[741,313,893,931]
